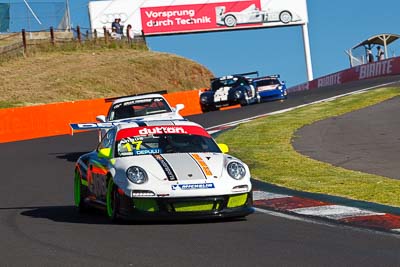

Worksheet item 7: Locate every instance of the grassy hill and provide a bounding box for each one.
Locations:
[0,46,213,108]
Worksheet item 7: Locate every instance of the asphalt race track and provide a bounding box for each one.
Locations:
[293,96,400,180]
[1,76,400,266]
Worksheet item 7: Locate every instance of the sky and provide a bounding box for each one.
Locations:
[19,0,400,86]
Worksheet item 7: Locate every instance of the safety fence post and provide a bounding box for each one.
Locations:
[21,29,27,53]
[50,27,55,46]
[103,26,108,44]
[76,26,81,44]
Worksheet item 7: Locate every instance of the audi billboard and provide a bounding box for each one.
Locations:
[89,0,308,36]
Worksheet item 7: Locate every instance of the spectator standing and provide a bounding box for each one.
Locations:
[126,24,134,44]
[111,18,119,32]
[376,46,385,61]
[367,48,374,63]
[110,18,123,39]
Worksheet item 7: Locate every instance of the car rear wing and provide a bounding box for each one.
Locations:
[210,71,259,82]
[69,118,188,135]
[69,122,125,135]
[232,71,259,77]
[104,90,168,103]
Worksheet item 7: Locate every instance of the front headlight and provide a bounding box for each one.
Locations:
[200,95,208,103]
[126,166,148,184]
[227,162,246,180]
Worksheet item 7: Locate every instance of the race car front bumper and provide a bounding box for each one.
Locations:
[117,192,254,221]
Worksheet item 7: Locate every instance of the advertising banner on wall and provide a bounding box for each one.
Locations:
[89,0,308,36]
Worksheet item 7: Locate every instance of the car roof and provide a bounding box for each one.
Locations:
[111,94,168,105]
[253,75,281,81]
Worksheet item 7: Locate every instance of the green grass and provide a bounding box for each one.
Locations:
[0,101,22,108]
[216,87,400,207]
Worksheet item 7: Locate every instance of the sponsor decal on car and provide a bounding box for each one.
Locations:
[191,153,213,176]
[138,126,187,135]
[153,154,177,181]
[171,183,215,190]
[134,148,162,155]
[117,126,211,140]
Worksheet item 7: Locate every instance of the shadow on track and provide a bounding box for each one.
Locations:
[52,152,90,162]
[18,205,248,225]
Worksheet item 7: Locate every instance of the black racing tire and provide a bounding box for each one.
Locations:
[240,100,248,107]
[224,15,237,27]
[210,106,219,111]
[201,105,209,113]
[74,170,89,213]
[279,11,292,24]
[106,177,120,222]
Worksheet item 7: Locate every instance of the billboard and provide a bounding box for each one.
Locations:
[89,0,308,36]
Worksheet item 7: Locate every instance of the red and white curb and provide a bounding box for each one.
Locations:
[253,190,400,234]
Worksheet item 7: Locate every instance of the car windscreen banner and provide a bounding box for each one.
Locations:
[116,126,211,140]
[88,0,308,36]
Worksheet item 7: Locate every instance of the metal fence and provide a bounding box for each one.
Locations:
[0,26,146,58]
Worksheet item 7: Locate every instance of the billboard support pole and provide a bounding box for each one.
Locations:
[302,23,313,81]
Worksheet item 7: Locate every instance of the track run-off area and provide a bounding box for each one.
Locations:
[1,76,400,266]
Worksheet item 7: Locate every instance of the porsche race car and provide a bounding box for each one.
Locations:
[95,93,184,140]
[96,93,184,123]
[199,72,260,112]
[252,75,287,101]
[72,120,253,221]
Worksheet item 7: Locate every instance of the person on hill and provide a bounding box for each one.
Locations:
[367,48,374,63]
[376,46,385,61]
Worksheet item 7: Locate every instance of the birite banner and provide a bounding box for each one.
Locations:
[89,0,308,36]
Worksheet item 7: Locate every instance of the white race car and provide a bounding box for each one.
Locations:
[96,93,184,123]
[73,120,253,221]
[95,93,184,140]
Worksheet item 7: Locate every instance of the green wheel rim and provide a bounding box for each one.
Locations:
[106,178,114,217]
[74,171,81,207]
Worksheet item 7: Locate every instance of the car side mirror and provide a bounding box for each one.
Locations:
[96,115,106,123]
[98,148,112,159]
[218,143,229,154]
[174,104,185,113]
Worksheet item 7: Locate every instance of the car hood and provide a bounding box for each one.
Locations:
[112,152,252,197]
[257,84,279,91]
[114,152,228,181]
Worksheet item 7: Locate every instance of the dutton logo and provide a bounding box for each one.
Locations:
[139,127,187,135]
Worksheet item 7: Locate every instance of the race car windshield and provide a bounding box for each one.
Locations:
[211,78,240,91]
[109,97,172,120]
[116,134,220,157]
[255,79,280,86]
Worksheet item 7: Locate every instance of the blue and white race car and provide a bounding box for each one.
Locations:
[72,120,254,221]
[199,72,260,112]
[252,75,287,102]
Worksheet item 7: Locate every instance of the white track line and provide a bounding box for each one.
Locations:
[290,205,385,220]
[253,191,292,201]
